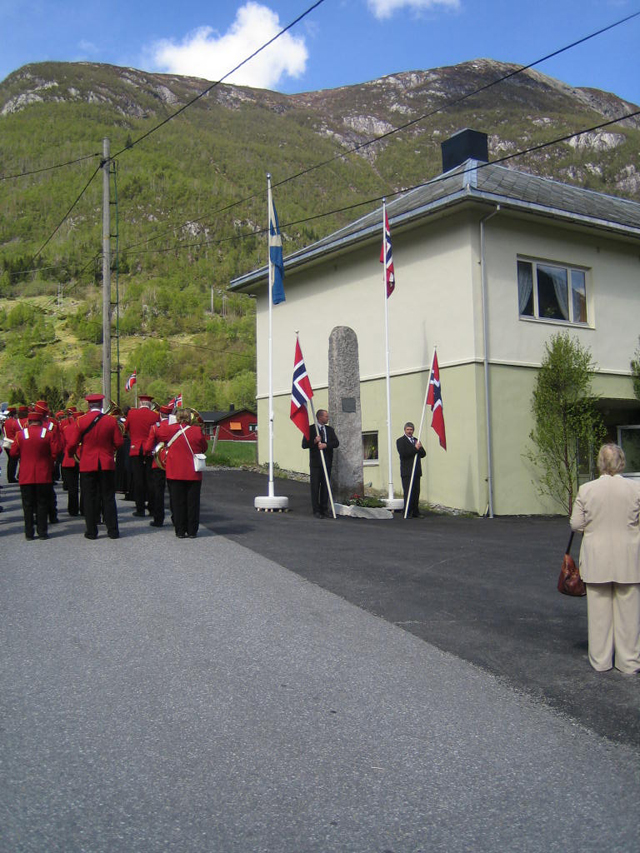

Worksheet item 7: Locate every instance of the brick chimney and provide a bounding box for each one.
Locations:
[441,129,488,173]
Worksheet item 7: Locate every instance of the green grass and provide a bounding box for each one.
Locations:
[208,439,257,467]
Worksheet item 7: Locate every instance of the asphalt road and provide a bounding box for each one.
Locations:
[1,467,639,852]
[201,468,640,749]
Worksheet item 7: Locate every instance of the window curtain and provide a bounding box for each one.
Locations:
[517,262,533,314]
[544,265,569,320]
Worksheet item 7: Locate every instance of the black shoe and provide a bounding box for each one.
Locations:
[313,511,324,519]
[38,533,49,540]
[25,534,35,541]
[108,532,120,539]
[176,532,187,539]
[149,521,164,527]
[49,517,59,524]
[188,533,197,539]
[84,532,98,540]
[132,510,146,517]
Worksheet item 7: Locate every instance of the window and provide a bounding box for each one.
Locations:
[362,432,378,464]
[518,259,588,324]
[617,426,640,476]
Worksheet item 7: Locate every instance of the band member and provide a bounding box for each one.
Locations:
[155,408,208,538]
[60,409,81,516]
[34,400,60,523]
[10,411,60,540]
[142,404,173,527]
[124,395,158,517]
[65,393,123,540]
[3,406,19,483]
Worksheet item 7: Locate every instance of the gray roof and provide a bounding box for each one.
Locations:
[230,160,640,290]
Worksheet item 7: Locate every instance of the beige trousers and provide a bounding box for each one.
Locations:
[585,582,640,674]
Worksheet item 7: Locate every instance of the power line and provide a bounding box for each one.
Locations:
[30,164,102,262]
[0,152,100,182]
[110,0,326,159]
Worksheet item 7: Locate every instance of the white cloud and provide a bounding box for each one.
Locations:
[148,2,308,90]
[367,0,460,20]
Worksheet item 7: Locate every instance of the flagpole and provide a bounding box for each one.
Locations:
[134,367,137,407]
[267,174,275,499]
[404,347,435,519]
[381,200,404,511]
[255,174,288,511]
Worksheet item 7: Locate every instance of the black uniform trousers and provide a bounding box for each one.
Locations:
[168,479,201,537]
[80,468,119,538]
[20,484,49,539]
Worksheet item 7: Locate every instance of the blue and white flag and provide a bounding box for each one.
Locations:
[269,191,286,305]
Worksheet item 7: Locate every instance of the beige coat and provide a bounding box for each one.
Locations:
[570,474,640,584]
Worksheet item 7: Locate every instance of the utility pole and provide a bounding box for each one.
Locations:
[102,137,112,402]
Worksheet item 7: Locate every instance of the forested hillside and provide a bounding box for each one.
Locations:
[1,59,638,411]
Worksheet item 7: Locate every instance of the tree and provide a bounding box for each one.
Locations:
[526,332,605,515]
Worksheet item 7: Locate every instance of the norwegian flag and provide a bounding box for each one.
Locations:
[290,338,314,440]
[125,371,137,392]
[379,210,396,298]
[426,351,446,450]
[168,394,182,408]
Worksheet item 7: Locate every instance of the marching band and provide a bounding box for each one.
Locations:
[1,393,209,541]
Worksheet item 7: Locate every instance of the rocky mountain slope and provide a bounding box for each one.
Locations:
[0,58,638,405]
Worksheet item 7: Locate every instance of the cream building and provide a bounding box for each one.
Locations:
[231,130,640,515]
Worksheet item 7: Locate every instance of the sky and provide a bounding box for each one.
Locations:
[0,0,639,105]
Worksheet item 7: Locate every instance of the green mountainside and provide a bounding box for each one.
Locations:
[0,59,638,411]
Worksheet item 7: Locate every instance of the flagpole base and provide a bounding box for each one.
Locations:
[254,495,289,512]
[382,497,404,511]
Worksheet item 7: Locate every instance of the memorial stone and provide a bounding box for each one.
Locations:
[328,326,364,503]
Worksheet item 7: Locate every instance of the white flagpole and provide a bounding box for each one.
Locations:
[382,201,403,511]
[254,175,288,511]
[267,174,275,499]
[404,347,436,519]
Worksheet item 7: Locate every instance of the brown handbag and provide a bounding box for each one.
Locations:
[558,531,586,596]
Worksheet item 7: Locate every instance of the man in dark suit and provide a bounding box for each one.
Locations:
[397,421,426,518]
[302,409,339,518]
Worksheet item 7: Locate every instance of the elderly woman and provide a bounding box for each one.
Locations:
[570,443,640,674]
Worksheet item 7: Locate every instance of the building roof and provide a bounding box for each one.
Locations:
[199,409,256,423]
[230,160,640,291]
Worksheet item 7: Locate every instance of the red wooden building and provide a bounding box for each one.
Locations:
[200,407,257,442]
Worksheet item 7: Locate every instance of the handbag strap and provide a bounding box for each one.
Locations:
[566,531,575,555]
[179,425,196,458]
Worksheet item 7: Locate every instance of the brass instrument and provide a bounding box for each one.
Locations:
[105,399,126,435]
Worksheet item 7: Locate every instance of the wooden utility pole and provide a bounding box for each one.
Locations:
[102,137,112,402]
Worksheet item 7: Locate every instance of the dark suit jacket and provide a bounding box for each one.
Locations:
[397,434,426,478]
[302,424,339,469]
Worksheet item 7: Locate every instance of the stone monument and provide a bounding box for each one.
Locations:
[328,326,364,503]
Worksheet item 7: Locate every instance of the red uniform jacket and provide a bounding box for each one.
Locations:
[60,416,80,468]
[155,422,208,482]
[10,426,58,484]
[124,407,159,457]
[3,415,19,442]
[65,411,124,472]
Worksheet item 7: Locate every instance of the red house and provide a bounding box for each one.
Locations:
[199,406,257,442]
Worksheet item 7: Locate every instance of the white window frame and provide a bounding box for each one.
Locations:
[517,258,589,326]
[362,431,379,466]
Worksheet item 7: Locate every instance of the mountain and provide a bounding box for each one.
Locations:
[0,59,638,410]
